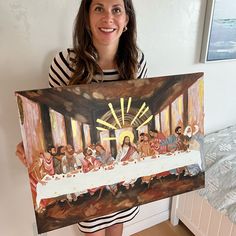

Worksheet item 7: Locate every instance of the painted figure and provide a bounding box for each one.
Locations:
[116,136,139,162]
[138,133,155,157]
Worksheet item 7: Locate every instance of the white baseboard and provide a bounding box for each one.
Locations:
[123,210,170,236]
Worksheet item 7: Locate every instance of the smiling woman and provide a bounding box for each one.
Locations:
[89,0,129,48]
[48,3,147,236]
[49,3,146,236]
[15,0,147,236]
[70,0,144,86]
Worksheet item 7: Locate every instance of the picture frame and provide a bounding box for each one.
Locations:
[200,0,236,62]
[15,73,205,233]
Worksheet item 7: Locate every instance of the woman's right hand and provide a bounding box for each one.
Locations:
[16,141,27,167]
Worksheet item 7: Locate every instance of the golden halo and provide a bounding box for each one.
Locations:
[118,130,134,145]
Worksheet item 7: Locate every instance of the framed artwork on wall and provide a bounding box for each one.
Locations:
[201,0,236,62]
[15,72,204,233]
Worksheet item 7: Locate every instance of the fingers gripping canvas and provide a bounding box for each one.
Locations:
[15,73,205,233]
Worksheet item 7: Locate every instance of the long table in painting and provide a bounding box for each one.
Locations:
[36,150,202,207]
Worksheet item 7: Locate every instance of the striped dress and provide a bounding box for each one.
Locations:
[48,48,148,233]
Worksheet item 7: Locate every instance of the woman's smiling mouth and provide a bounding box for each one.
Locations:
[99,27,116,33]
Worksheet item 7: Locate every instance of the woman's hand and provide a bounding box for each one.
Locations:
[16,141,27,167]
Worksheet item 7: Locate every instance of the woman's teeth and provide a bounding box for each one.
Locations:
[100,28,115,32]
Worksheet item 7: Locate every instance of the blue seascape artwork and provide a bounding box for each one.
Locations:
[207,0,236,61]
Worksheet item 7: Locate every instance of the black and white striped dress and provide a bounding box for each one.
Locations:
[48,48,148,233]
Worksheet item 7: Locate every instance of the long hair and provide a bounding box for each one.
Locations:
[122,136,131,147]
[70,0,139,85]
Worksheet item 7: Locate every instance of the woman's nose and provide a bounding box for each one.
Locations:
[102,11,113,23]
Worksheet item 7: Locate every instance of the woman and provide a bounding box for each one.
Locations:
[16,0,147,235]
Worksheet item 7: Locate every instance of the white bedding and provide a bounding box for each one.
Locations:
[198,125,236,223]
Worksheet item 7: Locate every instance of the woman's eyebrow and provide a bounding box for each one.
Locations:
[112,4,123,7]
[92,3,123,8]
[91,3,104,7]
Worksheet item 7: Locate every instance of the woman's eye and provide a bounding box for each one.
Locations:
[94,6,103,12]
[112,8,122,14]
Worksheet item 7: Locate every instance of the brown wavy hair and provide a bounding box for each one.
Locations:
[69,0,139,85]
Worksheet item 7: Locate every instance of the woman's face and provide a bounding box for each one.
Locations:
[89,0,129,48]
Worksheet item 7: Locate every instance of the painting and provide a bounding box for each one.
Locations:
[15,72,205,233]
[201,0,236,62]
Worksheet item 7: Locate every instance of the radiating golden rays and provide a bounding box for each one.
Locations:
[130,102,146,125]
[102,137,117,141]
[120,98,125,125]
[139,106,149,118]
[96,127,108,131]
[108,103,122,128]
[137,115,153,130]
[96,119,117,130]
[96,98,154,143]
[127,97,132,113]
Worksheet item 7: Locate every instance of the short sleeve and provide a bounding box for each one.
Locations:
[48,49,75,88]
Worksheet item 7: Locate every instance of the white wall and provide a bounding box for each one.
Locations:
[135,0,236,133]
[1,0,236,236]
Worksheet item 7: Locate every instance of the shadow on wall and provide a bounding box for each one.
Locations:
[1,49,60,171]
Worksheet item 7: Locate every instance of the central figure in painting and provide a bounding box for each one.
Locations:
[116,135,139,162]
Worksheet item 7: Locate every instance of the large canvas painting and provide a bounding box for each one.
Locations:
[201,0,236,62]
[15,72,205,233]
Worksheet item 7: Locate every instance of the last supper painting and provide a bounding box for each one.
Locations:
[15,72,205,233]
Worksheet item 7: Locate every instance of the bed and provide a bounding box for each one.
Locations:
[171,125,236,236]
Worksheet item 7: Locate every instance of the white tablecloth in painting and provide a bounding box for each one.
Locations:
[36,150,202,207]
